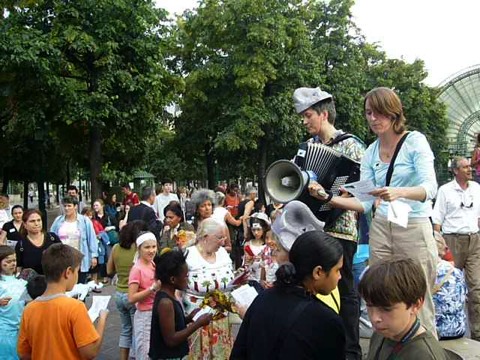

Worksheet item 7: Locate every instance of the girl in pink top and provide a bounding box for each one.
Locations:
[128,231,160,360]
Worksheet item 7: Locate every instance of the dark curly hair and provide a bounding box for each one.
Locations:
[119,220,148,249]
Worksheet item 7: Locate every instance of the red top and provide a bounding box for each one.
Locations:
[123,192,140,206]
[225,193,239,217]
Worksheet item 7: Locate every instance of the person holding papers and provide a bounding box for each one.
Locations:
[309,87,438,336]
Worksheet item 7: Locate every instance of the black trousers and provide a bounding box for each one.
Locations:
[337,238,362,360]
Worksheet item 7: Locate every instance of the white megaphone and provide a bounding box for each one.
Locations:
[264,160,319,203]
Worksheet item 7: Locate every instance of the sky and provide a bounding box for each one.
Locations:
[158,0,480,86]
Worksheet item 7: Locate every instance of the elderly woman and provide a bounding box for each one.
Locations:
[191,189,231,252]
[159,201,195,251]
[184,217,235,359]
[309,87,438,335]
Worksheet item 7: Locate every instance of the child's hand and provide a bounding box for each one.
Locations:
[150,280,161,292]
[0,297,12,306]
[99,309,109,320]
[195,313,213,327]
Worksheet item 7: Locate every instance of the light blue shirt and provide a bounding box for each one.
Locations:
[0,275,27,332]
[360,131,437,218]
[50,214,98,273]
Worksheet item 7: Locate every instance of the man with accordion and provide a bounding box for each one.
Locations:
[293,87,365,360]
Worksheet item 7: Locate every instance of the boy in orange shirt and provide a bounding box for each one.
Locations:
[17,243,109,359]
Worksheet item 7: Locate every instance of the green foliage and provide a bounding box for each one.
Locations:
[0,0,180,195]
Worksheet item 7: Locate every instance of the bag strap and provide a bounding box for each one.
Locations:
[270,298,310,358]
[433,266,455,294]
[385,132,410,186]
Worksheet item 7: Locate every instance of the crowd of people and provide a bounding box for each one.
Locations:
[0,86,478,360]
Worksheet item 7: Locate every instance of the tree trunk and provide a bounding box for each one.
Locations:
[257,135,268,206]
[37,181,46,224]
[205,142,215,190]
[55,183,60,204]
[89,126,103,204]
[46,181,51,206]
[66,158,71,187]
[23,182,28,209]
[2,168,10,193]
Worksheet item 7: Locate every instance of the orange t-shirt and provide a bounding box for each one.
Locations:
[17,295,99,359]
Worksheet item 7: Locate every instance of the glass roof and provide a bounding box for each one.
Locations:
[438,64,480,156]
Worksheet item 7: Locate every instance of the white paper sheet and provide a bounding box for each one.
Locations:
[66,284,90,301]
[342,180,379,201]
[88,295,111,322]
[192,305,215,322]
[387,200,412,228]
[231,284,258,308]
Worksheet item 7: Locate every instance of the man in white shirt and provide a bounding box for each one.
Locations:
[432,156,480,340]
[153,179,179,222]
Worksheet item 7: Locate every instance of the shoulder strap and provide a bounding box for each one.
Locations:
[329,133,353,146]
[271,298,310,358]
[385,132,410,186]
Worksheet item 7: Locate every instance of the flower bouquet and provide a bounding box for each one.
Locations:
[176,230,196,249]
[201,289,235,320]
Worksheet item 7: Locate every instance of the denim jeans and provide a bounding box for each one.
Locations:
[115,291,136,349]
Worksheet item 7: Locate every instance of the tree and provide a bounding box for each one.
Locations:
[173,0,322,198]
[0,0,180,200]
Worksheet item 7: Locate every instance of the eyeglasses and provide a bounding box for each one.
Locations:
[461,201,473,209]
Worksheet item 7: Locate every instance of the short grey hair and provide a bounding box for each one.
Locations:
[245,186,257,195]
[191,189,215,209]
[214,191,225,207]
[196,217,223,241]
[450,156,467,172]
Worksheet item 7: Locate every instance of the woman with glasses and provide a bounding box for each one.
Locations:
[184,217,235,359]
[309,87,438,336]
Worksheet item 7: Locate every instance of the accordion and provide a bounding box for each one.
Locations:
[293,141,361,222]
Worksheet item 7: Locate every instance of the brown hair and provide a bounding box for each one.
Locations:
[311,98,336,125]
[364,87,406,134]
[0,245,15,279]
[358,257,426,308]
[41,243,84,282]
[21,209,45,237]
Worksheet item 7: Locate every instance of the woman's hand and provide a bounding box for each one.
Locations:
[0,297,12,306]
[369,187,404,202]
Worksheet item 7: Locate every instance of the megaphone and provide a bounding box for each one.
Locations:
[264,160,318,203]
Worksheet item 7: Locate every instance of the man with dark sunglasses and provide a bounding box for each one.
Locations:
[433,156,480,340]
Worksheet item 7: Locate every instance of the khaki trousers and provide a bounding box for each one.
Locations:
[369,216,438,337]
[443,232,480,340]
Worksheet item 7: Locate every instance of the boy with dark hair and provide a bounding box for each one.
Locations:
[17,243,109,359]
[26,275,47,300]
[358,258,447,360]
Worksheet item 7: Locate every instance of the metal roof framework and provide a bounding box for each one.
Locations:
[438,65,480,157]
